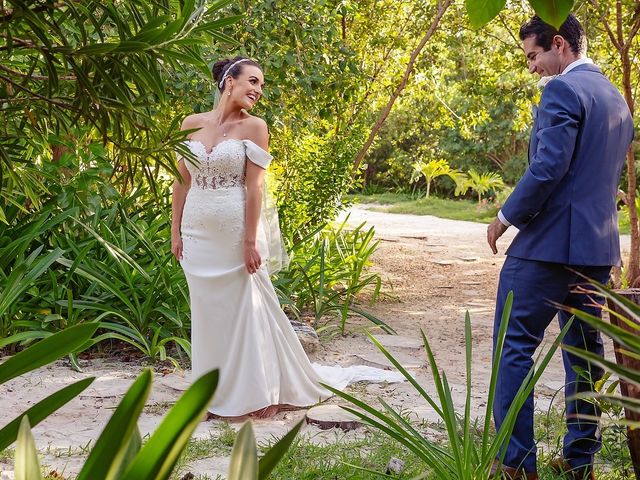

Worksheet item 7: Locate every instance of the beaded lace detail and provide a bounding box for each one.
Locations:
[183,139,246,190]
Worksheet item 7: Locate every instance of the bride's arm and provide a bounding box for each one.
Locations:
[171,116,195,261]
[171,159,191,261]
[244,119,269,274]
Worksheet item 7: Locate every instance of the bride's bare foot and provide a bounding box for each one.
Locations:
[203,411,250,423]
[250,405,280,419]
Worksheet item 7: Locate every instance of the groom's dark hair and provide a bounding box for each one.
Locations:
[519,14,586,55]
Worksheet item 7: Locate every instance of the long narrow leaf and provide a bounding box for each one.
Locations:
[228,421,258,480]
[0,323,99,384]
[14,417,43,480]
[77,369,153,480]
[258,419,304,479]
[121,370,219,480]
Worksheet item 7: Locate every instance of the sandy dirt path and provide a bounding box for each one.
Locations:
[0,206,629,479]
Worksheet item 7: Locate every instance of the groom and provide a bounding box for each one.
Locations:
[486,14,634,480]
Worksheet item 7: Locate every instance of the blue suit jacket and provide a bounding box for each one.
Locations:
[501,63,634,267]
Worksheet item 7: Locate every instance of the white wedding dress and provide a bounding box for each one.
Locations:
[179,138,403,417]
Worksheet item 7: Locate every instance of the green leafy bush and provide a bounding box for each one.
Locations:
[274,217,392,336]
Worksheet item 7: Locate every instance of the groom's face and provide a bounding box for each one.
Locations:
[522,35,562,77]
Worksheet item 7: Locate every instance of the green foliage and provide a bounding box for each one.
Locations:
[326,292,570,479]
[226,419,304,480]
[275,218,391,336]
[412,159,465,198]
[14,417,42,480]
[563,282,640,417]
[0,325,98,451]
[9,368,220,480]
[362,4,533,193]
[464,169,505,204]
[0,0,239,219]
[465,0,573,29]
[0,158,191,364]
[0,326,301,479]
[351,193,499,223]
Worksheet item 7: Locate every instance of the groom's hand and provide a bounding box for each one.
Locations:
[487,218,508,255]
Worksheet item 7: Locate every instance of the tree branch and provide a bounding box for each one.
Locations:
[1,2,65,22]
[0,64,75,81]
[590,0,623,51]
[352,0,452,173]
[625,3,640,51]
[0,72,76,110]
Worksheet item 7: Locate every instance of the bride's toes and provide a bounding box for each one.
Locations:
[252,405,280,419]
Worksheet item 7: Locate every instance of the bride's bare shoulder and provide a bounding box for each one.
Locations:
[181,112,209,132]
[240,114,268,148]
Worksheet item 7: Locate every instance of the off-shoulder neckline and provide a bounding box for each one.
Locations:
[186,138,268,156]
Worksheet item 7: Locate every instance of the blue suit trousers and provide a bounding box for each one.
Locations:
[493,256,611,473]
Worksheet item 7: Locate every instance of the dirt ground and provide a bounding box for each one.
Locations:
[0,206,629,479]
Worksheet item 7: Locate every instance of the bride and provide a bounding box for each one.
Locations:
[171,56,402,419]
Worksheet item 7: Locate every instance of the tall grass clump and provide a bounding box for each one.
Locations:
[274,216,392,336]
[0,150,191,364]
[326,292,569,479]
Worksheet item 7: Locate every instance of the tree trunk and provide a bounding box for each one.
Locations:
[621,49,640,284]
[352,0,452,173]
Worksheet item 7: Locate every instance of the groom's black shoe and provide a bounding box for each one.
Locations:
[489,459,539,480]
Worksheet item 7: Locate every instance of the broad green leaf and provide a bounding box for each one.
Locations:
[258,419,304,479]
[14,417,43,480]
[121,370,219,480]
[465,0,506,29]
[0,323,99,385]
[77,369,153,480]
[228,421,258,480]
[0,378,95,452]
[529,0,573,29]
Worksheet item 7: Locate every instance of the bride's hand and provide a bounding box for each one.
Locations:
[171,233,183,261]
[244,242,262,274]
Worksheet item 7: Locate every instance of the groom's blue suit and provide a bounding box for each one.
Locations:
[494,63,634,473]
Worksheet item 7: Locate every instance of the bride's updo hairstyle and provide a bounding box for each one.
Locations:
[212,56,262,92]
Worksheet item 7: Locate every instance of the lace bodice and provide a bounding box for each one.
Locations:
[181,139,272,191]
[183,139,244,190]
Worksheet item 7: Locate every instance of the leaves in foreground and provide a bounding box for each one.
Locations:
[326,291,571,479]
[466,0,574,29]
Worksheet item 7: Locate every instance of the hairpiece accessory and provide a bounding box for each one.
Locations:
[218,58,251,89]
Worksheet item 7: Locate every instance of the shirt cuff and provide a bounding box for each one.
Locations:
[497,210,511,227]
